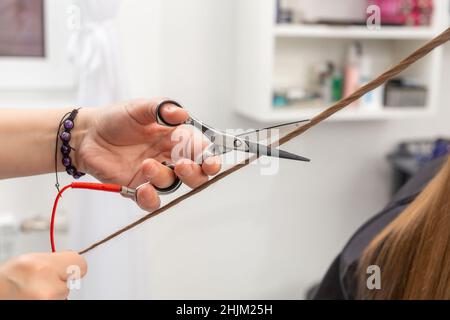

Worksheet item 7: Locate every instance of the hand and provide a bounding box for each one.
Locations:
[74,99,221,211]
[0,252,87,300]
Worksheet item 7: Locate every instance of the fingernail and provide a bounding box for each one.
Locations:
[166,105,176,112]
[204,157,219,166]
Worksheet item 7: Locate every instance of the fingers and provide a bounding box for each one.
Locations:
[135,183,161,211]
[2,252,87,300]
[133,159,178,211]
[141,159,176,189]
[138,157,220,201]
[155,101,189,126]
[201,156,221,176]
[126,99,189,126]
[173,130,221,176]
[131,157,220,210]
[50,251,88,280]
[174,159,209,189]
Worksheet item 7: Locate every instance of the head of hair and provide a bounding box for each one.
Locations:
[358,156,450,299]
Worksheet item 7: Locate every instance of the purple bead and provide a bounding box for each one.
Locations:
[60,144,71,155]
[66,166,76,176]
[64,119,74,130]
[73,172,85,179]
[62,156,72,167]
[60,131,71,142]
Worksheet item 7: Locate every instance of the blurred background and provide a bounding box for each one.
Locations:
[0,0,449,299]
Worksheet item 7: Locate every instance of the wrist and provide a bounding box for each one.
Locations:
[72,108,97,174]
[59,108,95,174]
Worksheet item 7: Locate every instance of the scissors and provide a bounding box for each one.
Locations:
[132,99,311,196]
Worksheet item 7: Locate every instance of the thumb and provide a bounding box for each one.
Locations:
[127,99,189,126]
[50,251,88,281]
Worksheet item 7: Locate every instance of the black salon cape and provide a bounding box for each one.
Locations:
[313,155,448,300]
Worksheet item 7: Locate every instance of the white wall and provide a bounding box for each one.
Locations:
[0,0,449,299]
[121,0,450,299]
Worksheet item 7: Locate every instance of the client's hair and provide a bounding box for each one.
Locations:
[357,156,450,299]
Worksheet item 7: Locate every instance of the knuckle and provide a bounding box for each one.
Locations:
[123,101,134,114]
[15,255,49,275]
[34,264,54,278]
[143,159,158,173]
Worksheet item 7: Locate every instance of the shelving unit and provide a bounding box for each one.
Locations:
[274,24,438,40]
[235,0,449,123]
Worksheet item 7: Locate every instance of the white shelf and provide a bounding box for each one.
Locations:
[235,0,448,124]
[274,24,440,40]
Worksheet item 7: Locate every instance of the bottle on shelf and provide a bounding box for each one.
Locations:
[318,62,334,104]
[359,55,383,111]
[332,68,343,103]
[343,42,362,107]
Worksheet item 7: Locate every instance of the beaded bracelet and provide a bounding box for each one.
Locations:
[54,108,86,191]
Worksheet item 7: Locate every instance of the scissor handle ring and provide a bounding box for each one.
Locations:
[134,163,183,201]
[155,99,184,127]
[154,163,183,195]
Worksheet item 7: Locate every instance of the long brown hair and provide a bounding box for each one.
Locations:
[358,156,450,299]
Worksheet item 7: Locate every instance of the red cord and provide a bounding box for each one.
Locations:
[51,182,122,252]
[51,185,71,252]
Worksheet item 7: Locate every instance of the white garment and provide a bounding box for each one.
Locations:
[68,0,128,106]
[67,0,146,299]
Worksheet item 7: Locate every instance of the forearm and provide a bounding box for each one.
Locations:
[0,108,92,179]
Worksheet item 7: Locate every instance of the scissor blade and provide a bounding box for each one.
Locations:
[246,141,310,162]
[236,119,310,139]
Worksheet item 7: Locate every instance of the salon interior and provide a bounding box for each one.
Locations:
[0,0,449,299]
